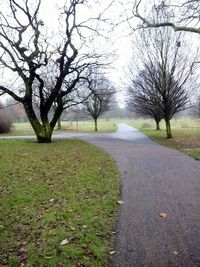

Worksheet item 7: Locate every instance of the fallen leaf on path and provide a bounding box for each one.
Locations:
[173,251,180,256]
[117,200,124,205]
[109,251,116,255]
[159,212,168,218]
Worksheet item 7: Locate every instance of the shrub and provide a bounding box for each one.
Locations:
[0,107,12,133]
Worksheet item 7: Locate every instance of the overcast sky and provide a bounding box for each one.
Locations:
[1,0,200,106]
[0,0,134,106]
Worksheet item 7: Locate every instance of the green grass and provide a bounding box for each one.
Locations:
[130,118,200,160]
[56,119,118,133]
[0,139,119,266]
[1,119,118,136]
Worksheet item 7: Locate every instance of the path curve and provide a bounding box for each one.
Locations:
[1,124,200,266]
[80,124,200,267]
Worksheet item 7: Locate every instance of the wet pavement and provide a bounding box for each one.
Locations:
[1,124,200,266]
[80,124,200,267]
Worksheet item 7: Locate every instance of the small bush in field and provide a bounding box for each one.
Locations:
[0,108,12,133]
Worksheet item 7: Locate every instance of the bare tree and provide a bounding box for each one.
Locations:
[126,27,195,138]
[0,0,111,142]
[127,69,163,130]
[83,71,116,131]
[149,64,190,138]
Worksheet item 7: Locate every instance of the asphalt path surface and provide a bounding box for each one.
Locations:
[80,124,200,267]
[1,124,200,266]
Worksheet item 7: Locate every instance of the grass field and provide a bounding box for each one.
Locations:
[130,117,200,160]
[0,139,119,266]
[2,119,119,136]
[59,119,118,133]
[2,116,200,159]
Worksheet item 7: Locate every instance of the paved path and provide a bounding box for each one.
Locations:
[80,124,200,267]
[1,124,200,266]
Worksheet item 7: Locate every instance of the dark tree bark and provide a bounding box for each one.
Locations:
[165,119,172,139]
[57,119,62,130]
[155,117,161,130]
[94,117,98,132]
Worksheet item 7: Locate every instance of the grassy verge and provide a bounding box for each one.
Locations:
[0,139,119,266]
[130,118,200,160]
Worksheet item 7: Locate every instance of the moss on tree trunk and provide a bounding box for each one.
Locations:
[23,102,53,143]
[31,120,53,143]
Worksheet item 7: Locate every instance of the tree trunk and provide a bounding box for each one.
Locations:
[94,118,98,131]
[155,119,160,130]
[165,119,172,138]
[31,119,53,143]
[23,102,53,143]
[37,122,53,143]
[57,118,62,130]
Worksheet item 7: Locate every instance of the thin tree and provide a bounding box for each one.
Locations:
[83,73,115,131]
[0,0,110,142]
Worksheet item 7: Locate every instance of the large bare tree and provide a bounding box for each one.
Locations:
[126,27,195,138]
[0,0,110,142]
[127,69,163,130]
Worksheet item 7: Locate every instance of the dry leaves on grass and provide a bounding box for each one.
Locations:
[60,239,69,245]
[60,237,76,246]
